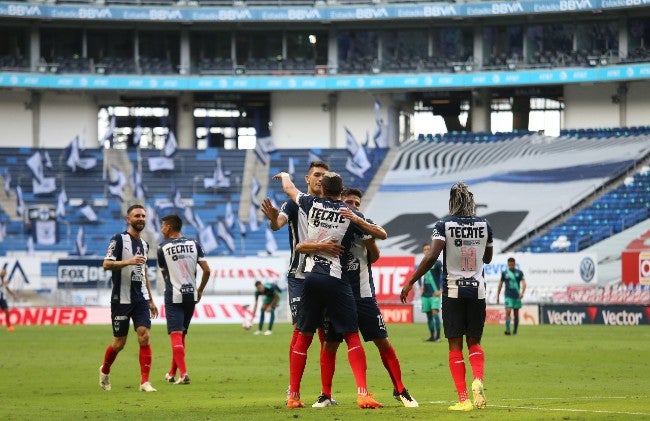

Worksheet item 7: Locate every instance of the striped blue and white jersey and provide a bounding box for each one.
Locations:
[297,193,364,279]
[344,221,376,300]
[431,215,493,300]
[279,199,309,279]
[157,236,206,304]
[105,231,149,305]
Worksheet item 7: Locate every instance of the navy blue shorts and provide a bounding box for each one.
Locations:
[287,276,304,325]
[165,301,195,334]
[298,271,358,335]
[442,296,486,339]
[0,298,7,311]
[110,301,151,337]
[357,298,388,342]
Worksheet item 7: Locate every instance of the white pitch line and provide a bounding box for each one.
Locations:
[427,399,650,417]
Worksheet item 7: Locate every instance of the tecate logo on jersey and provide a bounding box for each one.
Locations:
[546,310,586,325]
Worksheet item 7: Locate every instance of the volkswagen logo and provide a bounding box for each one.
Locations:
[580,257,595,283]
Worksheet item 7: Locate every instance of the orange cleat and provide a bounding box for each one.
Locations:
[357,393,383,409]
[286,397,305,408]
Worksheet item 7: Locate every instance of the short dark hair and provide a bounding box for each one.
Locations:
[321,171,343,196]
[342,188,363,199]
[507,257,516,263]
[127,204,145,215]
[254,280,262,287]
[161,214,182,232]
[308,161,329,172]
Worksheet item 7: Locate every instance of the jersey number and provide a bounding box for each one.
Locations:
[460,246,477,271]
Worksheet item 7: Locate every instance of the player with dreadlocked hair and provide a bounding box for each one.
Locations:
[401,182,493,411]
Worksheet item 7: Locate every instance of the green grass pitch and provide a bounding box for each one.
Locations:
[0,323,648,420]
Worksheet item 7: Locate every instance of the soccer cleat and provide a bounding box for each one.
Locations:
[312,394,338,407]
[472,379,486,409]
[357,393,383,409]
[448,400,473,411]
[253,330,262,335]
[264,330,273,336]
[393,389,419,408]
[175,374,190,385]
[139,381,157,392]
[99,366,111,391]
[425,336,435,342]
[7,326,15,332]
[286,397,305,408]
[164,373,176,383]
[504,331,511,335]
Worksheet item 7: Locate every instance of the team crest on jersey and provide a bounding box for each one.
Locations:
[454,238,462,247]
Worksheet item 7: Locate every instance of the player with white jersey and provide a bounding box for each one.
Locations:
[401,182,493,412]
[157,214,210,385]
[303,188,418,408]
[275,170,386,410]
[99,204,159,393]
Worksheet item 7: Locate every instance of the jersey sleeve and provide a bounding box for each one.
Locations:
[279,200,296,220]
[296,192,314,214]
[486,220,494,246]
[196,240,206,261]
[104,234,122,261]
[430,220,446,242]
[157,245,166,270]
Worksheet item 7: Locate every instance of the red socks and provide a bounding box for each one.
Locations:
[289,333,313,398]
[448,350,468,402]
[379,345,404,393]
[139,344,152,384]
[343,333,368,395]
[320,348,336,397]
[101,346,118,374]
[468,344,485,381]
[170,332,187,377]
[289,329,299,361]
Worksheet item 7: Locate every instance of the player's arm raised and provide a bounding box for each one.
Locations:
[273,172,301,205]
[261,198,288,231]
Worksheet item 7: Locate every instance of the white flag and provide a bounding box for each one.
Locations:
[133,124,143,147]
[26,151,44,183]
[184,207,199,230]
[203,157,231,189]
[66,136,97,172]
[248,203,259,232]
[131,167,146,199]
[102,115,115,145]
[265,227,278,255]
[254,136,276,165]
[16,186,25,217]
[3,171,11,197]
[164,130,178,157]
[34,219,57,246]
[344,128,371,178]
[108,166,127,201]
[199,225,218,254]
[172,187,185,209]
[56,189,68,217]
[42,150,53,169]
[75,226,87,256]
[26,235,34,256]
[288,157,295,179]
[217,220,236,253]
[372,100,389,148]
[148,156,175,172]
[251,177,261,207]
[0,221,6,242]
[33,177,56,195]
[79,203,98,222]
[145,205,162,241]
[224,202,235,229]
[239,219,247,238]
[309,150,323,163]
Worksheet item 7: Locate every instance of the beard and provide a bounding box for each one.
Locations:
[131,221,146,232]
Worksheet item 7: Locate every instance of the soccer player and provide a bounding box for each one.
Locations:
[0,265,19,332]
[157,214,211,385]
[401,182,493,411]
[260,161,334,399]
[275,170,385,409]
[301,187,418,408]
[251,280,281,335]
[419,243,443,342]
[99,204,159,392]
[496,257,526,335]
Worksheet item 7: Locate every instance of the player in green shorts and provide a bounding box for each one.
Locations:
[418,243,443,342]
[496,257,526,335]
